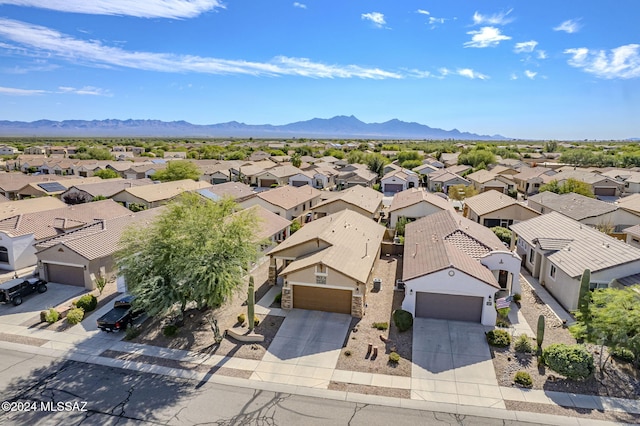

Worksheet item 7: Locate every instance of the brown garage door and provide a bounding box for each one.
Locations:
[293,285,352,314]
[46,263,85,287]
[291,180,308,187]
[415,292,483,322]
[594,187,616,196]
[483,186,504,193]
[384,183,404,193]
[260,179,277,187]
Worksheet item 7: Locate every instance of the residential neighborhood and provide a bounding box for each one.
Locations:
[0,139,638,425]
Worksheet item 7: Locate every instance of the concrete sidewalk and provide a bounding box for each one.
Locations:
[520,270,575,325]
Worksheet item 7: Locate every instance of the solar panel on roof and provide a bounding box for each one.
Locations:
[37,182,67,192]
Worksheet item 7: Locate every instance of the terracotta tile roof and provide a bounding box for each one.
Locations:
[0,199,131,240]
[65,178,154,198]
[0,197,66,219]
[528,192,616,220]
[36,208,163,260]
[118,179,212,203]
[389,188,452,212]
[510,211,640,277]
[402,210,502,287]
[312,185,382,215]
[271,209,385,283]
[257,185,321,210]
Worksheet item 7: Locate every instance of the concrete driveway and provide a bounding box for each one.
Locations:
[251,309,351,388]
[411,318,505,409]
[0,283,85,326]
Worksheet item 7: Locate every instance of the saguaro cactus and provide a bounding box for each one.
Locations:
[536,314,545,355]
[247,276,255,333]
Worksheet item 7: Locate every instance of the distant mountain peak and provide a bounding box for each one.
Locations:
[0,116,507,140]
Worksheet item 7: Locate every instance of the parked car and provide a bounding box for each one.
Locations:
[0,277,48,306]
[96,296,142,332]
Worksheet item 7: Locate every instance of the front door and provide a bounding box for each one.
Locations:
[498,270,509,289]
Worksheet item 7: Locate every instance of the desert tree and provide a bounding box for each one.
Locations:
[151,160,201,182]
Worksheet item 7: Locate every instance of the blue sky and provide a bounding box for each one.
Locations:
[0,1,638,140]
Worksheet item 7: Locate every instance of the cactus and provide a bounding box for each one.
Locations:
[536,314,545,355]
[577,269,591,318]
[247,276,255,333]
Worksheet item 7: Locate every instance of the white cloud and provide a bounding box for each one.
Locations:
[510,73,518,80]
[0,18,403,80]
[524,70,537,79]
[457,68,489,80]
[554,19,581,34]
[429,17,446,25]
[0,86,46,95]
[406,69,431,79]
[58,86,111,96]
[514,40,538,54]
[416,9,430,15]
[293,2,306,9]
[537,50,548,60]
[565,44,640,79]
[0,0,224,19]
[472,10,513,26]
[361,12,386,28]
[464,26,511,48]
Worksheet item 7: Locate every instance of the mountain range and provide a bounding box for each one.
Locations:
[0,116,507,140]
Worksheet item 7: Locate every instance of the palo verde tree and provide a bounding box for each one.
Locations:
[151,160,201,182]
[539,178,595,198]
[115,193,263,321]
[94,169,119,179]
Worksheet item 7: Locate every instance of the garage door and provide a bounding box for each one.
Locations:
[415,292,483,322]
[260,179,277,187]
[291,180,308,187]
[483,187,504,193]
[293,285,352,314]
[594,187,616,196]
[384,183,404,193]
[46,263,85,287]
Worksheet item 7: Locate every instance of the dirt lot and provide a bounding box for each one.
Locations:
[334,254,412,377]
[132,258,284,360]
[491,276,640,399]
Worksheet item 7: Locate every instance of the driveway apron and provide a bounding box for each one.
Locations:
[412,318,505,409]
[251,309,351,388]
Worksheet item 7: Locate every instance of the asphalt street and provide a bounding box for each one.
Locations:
[0,348,549,426]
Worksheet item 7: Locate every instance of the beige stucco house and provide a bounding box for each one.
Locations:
[111,179,212,209]
[240,185,322,220]
[387,187,453,228]
[464,190,540,228]
[311,185,382,220]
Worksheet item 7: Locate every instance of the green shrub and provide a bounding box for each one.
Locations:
[392,309,413,332]
[124,324,140,341]
[253,315,260,327]
[274,292,282,304]
[486,329,511,347]
[514,334,534,353]
[75,294,98,312]
[513,293,522,303]
[611,347,635,363]
[543,344,594,380]
[163,324,178,337]
[496,307,511,319]
[389,352,400,364]
[495,318,510,328]
[66,308,84,325]
[42,308,59,324]
[514,371,533,388]
[237,313,246,324]
[372,322,389,331]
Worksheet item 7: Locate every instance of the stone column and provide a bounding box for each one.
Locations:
[268,256,277,286]
[351,294,364,318]
[281,287,293,310]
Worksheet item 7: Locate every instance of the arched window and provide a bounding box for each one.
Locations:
[0,246,8,263]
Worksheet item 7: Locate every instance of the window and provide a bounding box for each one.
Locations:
[529,248,535,264]
[303,203,306,210]
[500,219,512,228]
[0,246,7,263]
[550,265,556,279]
[633,238,639,243]
[315,264,327,284]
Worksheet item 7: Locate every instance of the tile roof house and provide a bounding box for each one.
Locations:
[202,181,256,203]
[245,205,291,245]
[255,164,303,188]
[34,208,163,289]
[401,210,521,325]
[0,199,131,272]
[439,152,460,167]
[336,165,377,189]
[387,187,453,228]
[268,210,385,317]
[16,177,104,199]
[622,224,640,249]
[240,185,322,220]
[444,164,472,176]
[464,190,540,228]
[617,193,640,218]
[426,169,471,193]
[0,197,66,220]
[61,178,155,204]
[601,169,640,195]
[381,168,420,194]
[552,170,623,197]
[123,163,167,180]
[111,179,212,209]
[512,166,556,195]
[311,185,382,220]
[0,173,64,200]
[465,169,516,194]
[510,211,640,311]
[288,170,316,188]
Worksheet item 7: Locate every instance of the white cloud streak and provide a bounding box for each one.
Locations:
[514,40,538,54]
[537,50,547,60]
[416,9,430,15]
[457,68,489,80]
[0,0,224,19]
[361,12,386,28]
[565,44,640,79]
[57,86,111,96]
[293,2,306,9]
[472,10,513,26]
[524,70,537,79]
[0,18,403,80]
[0,86,46,95]
[464,27,511,48]
[554,19,581,33]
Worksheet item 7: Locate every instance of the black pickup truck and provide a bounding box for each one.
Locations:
[96,296,142,332]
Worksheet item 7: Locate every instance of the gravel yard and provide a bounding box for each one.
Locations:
[334,254,412,377]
